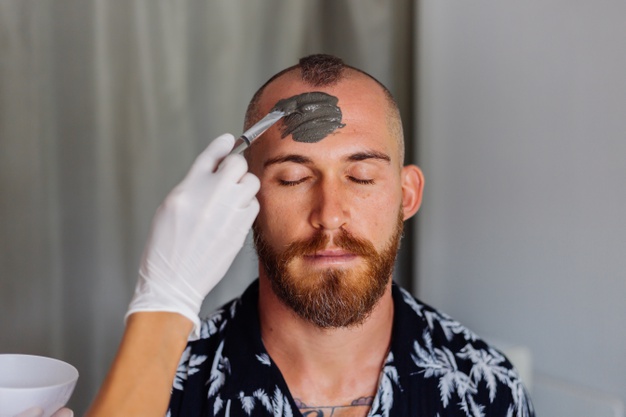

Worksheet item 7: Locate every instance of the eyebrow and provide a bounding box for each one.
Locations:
[347,151,391,163]
[263,154,313,168]
[263,150,391,168]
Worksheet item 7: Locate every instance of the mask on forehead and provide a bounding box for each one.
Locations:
[271,92,346,143]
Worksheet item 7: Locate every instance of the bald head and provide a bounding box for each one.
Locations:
[244,54,405,162]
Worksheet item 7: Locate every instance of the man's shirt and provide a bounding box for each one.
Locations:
[168,280,534,417]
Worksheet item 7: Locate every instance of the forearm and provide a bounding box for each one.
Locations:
[86,312,193,417]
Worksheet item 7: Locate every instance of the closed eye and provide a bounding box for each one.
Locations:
[349,177,375,185]
[279,177,310,186]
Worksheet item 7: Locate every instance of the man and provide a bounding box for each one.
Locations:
[87,55,533,417]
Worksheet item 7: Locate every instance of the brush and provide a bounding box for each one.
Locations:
[229,110,285,155]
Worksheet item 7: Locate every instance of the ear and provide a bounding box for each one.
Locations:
[400,165,424,220]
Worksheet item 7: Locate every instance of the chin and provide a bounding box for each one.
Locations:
[271,264,390,329]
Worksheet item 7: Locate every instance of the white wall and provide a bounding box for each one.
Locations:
[416,0,626,412]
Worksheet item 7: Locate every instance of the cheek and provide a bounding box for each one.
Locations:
[352,188,403,239]
[256,187,308,239]
[358,200,395,236]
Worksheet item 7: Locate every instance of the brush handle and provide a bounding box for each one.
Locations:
[230,136,251,155]
[229,110,284,155]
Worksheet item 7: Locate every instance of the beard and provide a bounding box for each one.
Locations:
[253,209,404,329]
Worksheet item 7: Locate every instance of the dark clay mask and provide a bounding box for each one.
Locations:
[271,92,345,143]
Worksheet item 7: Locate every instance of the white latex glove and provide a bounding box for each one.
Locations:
[125,133,260,339]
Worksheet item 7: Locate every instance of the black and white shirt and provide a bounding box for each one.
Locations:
[168,280,534,417]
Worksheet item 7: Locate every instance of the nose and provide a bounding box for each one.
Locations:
[309,177,349,231]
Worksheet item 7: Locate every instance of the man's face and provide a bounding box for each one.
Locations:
[248,72,415,328]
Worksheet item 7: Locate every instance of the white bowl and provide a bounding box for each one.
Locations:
[0,354,78,417]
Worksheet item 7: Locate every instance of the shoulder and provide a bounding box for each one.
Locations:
[168,293,253,415]
[172,296,242,389]
[198,296,242,341]
[168,280,289,417]
[392,284,535,416]
[396,285,485,357]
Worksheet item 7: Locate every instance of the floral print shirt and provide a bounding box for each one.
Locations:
[167,280,534,417]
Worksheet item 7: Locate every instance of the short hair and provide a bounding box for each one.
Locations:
[243,54,404,162]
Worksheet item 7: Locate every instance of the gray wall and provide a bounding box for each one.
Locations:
[416,0,626,413]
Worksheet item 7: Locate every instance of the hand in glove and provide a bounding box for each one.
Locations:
[126,134,260,339]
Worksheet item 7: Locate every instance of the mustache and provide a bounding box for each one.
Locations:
[280,228,378,262]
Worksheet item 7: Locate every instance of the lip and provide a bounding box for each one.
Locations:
[303,249,359,266]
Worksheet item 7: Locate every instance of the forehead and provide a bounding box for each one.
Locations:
[249,71,399,169]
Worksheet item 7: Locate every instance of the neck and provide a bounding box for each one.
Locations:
[257,274,394,407]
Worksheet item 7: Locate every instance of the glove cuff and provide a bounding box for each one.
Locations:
[125,272,204,340]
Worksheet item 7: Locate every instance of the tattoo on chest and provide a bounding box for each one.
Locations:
[295,396,374,417]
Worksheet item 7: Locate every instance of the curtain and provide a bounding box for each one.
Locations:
[0,0,415,412]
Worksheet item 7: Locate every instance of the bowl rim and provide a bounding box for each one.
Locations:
[0,353,79,390]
